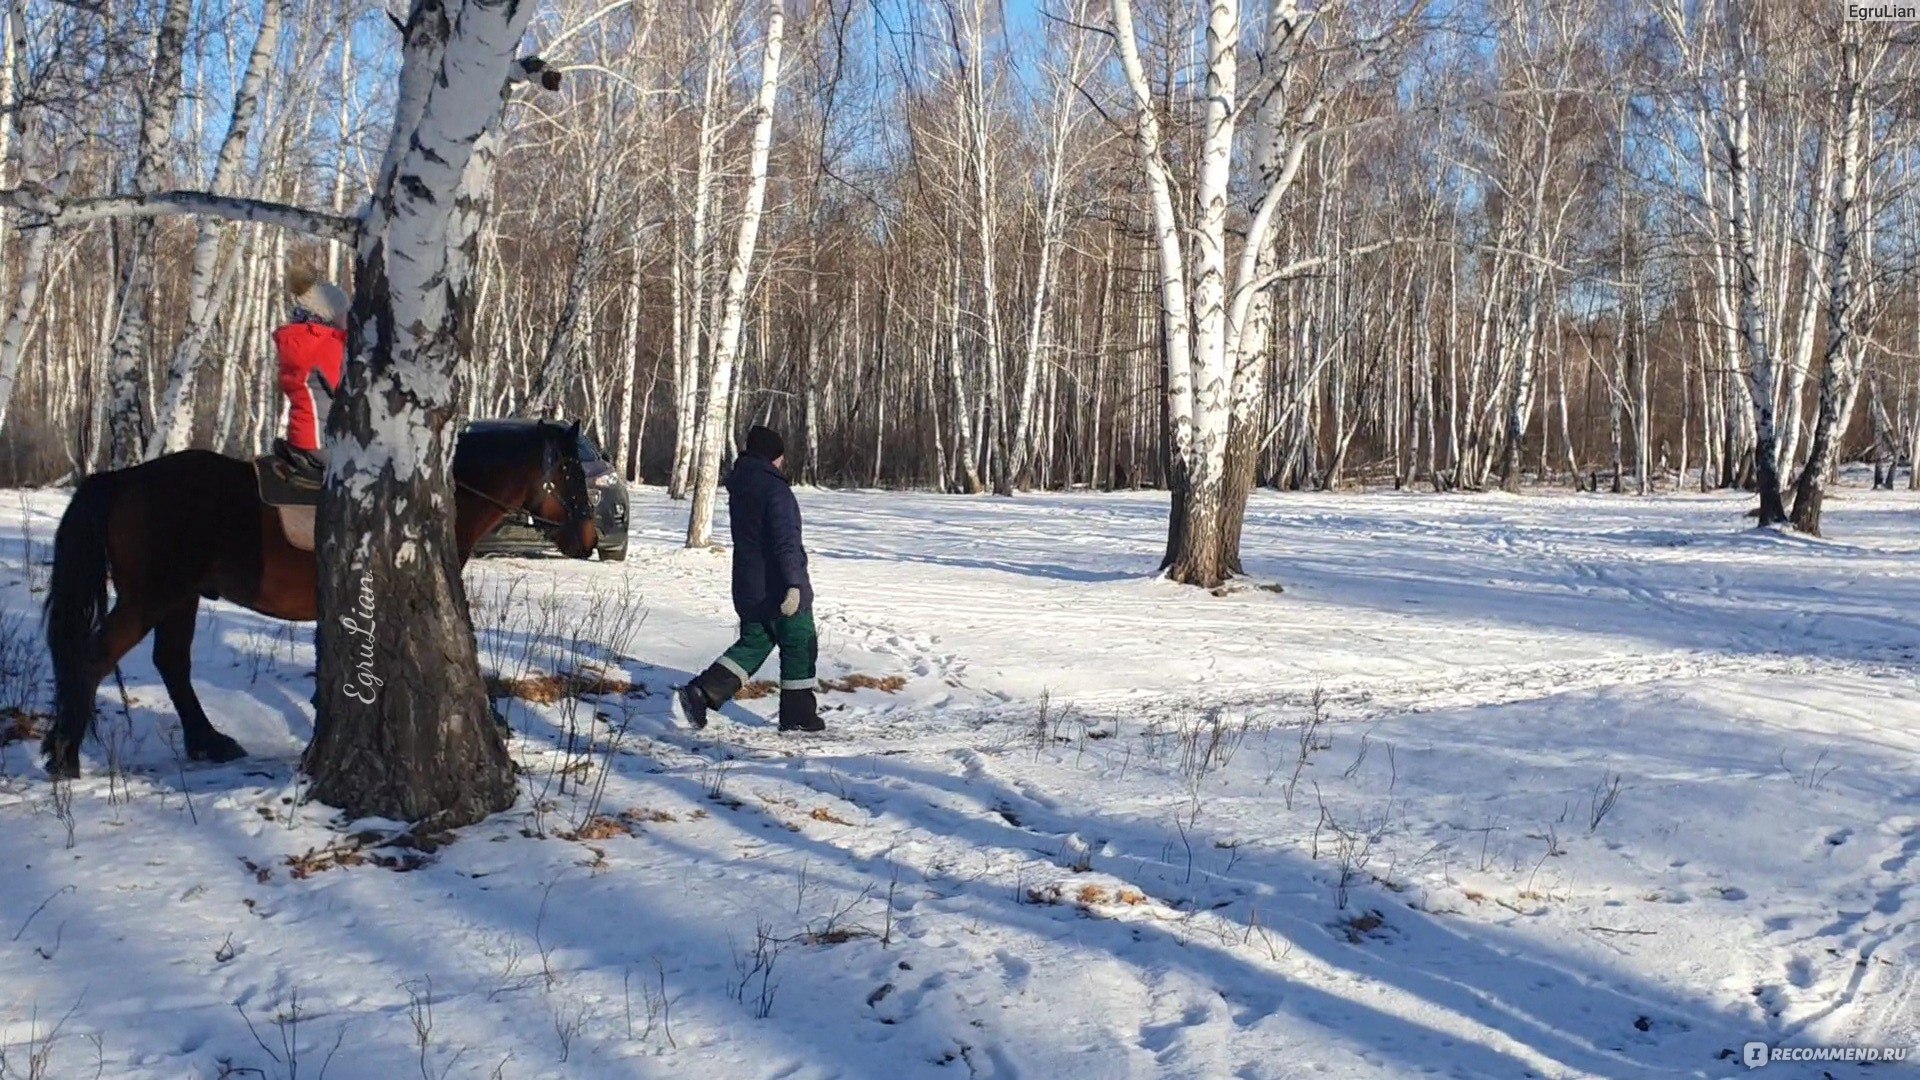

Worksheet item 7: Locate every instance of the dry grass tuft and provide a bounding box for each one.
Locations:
[1025,883,1065,906]
[808,806,855,826]
[822,673,908,693]
[736,672,908,700]
[563,816,634,842]
[1029,881,1149,909]
[0,708,45,746]
[803,926,874,946]
[284,843,370,879]
[280,833,442,879]
[487,669,644,704]
[1342,909,1387,942]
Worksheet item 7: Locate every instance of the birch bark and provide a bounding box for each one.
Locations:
[686,0,786,548]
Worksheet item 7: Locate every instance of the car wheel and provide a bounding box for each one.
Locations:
[599,543,628,562]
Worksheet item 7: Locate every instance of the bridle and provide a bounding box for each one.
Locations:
[457,424,595,531]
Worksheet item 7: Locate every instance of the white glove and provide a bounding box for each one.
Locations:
[779,587,801,617]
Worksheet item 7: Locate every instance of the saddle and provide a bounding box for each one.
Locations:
[255,453,320,552]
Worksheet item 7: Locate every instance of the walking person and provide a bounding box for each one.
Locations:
[676,426,824,733]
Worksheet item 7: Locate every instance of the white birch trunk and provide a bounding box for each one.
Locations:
[670,23,725,499]
[685,0,785,548]
[1789,30,1870,534]
[101,0,195,467]
[307,0,542,827]
[147,0,285,457]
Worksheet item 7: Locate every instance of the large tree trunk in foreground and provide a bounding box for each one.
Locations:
[305,0,533,828]
[305,262,514,826]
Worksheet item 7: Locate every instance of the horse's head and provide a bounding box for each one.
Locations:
[529,420,599,559]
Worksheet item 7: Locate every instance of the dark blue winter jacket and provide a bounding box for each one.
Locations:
[726,455,812,621]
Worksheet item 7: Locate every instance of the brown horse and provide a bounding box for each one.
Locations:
[41,420,600,778]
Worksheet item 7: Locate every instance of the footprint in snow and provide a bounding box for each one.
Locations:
[1139,1002,1215,1057]
[1785,955,1815,989]
[993,949,1032,987]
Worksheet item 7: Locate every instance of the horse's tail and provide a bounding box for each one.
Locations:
[43,471,118,759]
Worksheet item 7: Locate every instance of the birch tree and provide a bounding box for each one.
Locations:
[1003,4,1103,493]
[1661,0,1790,522]
[1113,0,1411,583]
[99,0,193,468]
[146,0,284,457]
[685,0,786,548]
[0,3,68,433]
[1789,24,1882,535]
[302,7,561,826]
[8,0,1920,532]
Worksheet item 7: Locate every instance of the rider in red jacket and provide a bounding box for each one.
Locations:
[272,267,348,482]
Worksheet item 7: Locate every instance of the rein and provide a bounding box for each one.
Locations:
[456,479,572,530]
[456,428,593,531]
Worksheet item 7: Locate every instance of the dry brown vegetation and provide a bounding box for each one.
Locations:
[0,709,44,746]
[734,673,907,701]
[823,674,908,694]
[1029,881,1150,909]
[486,670,645,704]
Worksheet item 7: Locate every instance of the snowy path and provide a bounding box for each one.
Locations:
[0,485,1913,1078]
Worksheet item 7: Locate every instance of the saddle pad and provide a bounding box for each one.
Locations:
[278,505,316,552]
[254,453,322,508]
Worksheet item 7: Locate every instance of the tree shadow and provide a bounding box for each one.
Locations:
[656,739,1851,1078]
[1230,498,1920,667]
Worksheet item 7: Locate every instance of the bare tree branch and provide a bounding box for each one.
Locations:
[1,189,359,242]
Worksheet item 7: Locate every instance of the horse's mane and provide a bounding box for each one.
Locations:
[453,422,557,475]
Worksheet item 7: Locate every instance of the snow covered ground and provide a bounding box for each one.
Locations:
[0,482,1914,1078]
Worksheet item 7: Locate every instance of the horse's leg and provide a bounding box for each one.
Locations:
[44,603,152,779]
[152,602,246,763]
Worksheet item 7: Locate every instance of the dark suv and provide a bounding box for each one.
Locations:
[468,419,630,561]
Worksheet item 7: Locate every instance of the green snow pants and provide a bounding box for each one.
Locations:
[694,611,819,705]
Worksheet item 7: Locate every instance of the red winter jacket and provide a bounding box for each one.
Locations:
[273,322,345,452]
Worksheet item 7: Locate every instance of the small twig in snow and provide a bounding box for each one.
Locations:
[11,885,74,941]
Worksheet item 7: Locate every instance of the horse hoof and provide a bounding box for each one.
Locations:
[188,735,248,764]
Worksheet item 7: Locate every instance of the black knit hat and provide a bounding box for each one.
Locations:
[744,425,785,462]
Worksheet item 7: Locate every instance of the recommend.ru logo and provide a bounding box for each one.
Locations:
[1743,1041,1912,1069]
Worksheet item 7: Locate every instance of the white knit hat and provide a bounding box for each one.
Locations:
[286,264,350,329]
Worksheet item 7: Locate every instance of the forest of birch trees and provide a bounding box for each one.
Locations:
[4,0,1918,519]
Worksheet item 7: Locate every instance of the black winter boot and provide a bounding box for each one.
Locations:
[675,684,710,730]
[677,662,745,730]
[272,439,326,489]
[778,688,823,732]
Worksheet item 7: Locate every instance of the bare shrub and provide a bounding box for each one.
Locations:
[0,1000,88,1080]
[1279,687,1332,809]
[729,921,784,1019]
[46,774,75,849]
[1176,707,1252,785]
[1587,772,1623,833]
[624,958,677,1048]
